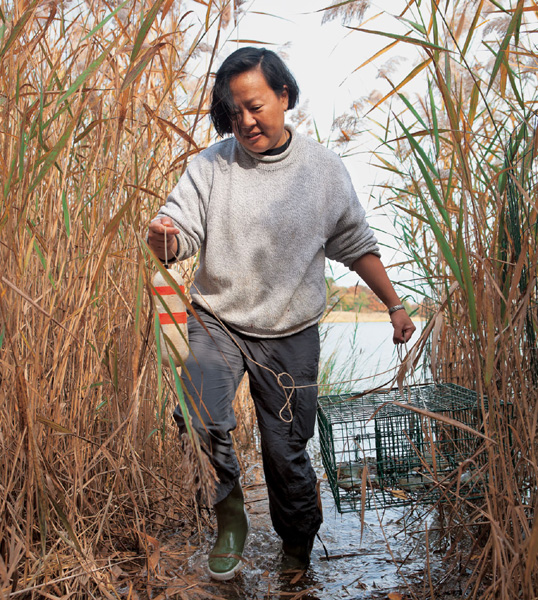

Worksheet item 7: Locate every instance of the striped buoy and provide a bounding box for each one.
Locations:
[152,269,189,368]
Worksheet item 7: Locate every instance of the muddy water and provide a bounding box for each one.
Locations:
[181,442,444,600]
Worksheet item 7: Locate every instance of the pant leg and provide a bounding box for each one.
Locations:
[243,324,322,543]
[173,306,245,504]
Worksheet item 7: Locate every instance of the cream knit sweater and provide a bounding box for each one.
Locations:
[157,126,380,338]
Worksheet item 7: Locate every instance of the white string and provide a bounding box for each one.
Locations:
[187,279,296,422]
[172,242,416,419]
[190,276,420,414]
[397,340,426,408]
[153,226,295,421]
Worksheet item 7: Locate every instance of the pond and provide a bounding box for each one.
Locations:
[319,320,428,393]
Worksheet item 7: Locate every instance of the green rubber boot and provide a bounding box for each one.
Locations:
[207,480,249,580]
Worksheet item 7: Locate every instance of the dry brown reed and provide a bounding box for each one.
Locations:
[335,1,538,598]
[0,1,229,597]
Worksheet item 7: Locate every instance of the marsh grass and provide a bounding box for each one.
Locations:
[339,1,538,597]
[0,1,228,596]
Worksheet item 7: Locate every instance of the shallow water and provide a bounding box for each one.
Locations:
[177,443,445,600]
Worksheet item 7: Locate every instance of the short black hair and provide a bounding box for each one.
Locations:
[210,47,300,137]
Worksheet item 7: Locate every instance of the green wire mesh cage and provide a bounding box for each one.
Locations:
[317,383,489,513]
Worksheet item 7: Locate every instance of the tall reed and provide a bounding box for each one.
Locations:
[0,1,227,596]
[338,1,538,597]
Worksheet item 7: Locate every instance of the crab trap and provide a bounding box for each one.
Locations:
[317,383,489,513]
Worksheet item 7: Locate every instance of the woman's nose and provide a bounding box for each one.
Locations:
[239,109,256,128]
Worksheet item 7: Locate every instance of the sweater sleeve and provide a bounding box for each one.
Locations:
[324,160,381,268]
[156,151,214,260]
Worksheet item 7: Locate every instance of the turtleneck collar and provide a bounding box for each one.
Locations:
[238,125,296,164]
[261,129,292,156]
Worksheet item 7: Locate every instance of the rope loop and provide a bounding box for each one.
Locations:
[277,372,296,423]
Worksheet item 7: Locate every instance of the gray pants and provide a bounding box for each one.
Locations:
[173,304,322,544]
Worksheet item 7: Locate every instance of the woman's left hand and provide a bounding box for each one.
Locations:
[351,254,417,345]
[390,310,416,344]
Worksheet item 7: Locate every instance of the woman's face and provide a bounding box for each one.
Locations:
[228,67,289,153]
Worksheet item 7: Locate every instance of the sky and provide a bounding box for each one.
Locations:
[189,1,420,291]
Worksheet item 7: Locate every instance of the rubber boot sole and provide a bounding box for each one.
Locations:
[207,555,246,581]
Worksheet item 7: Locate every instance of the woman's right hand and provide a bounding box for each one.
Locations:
[147,217,180,262]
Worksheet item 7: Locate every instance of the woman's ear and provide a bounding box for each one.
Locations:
[281,85,289,111]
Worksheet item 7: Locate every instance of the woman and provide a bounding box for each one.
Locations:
[147,47,416,580]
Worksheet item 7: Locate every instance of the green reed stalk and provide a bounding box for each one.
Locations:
[340,1,538,597]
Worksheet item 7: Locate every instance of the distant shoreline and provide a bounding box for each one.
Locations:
[321,311,424,323]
